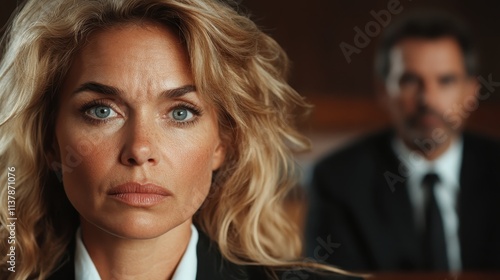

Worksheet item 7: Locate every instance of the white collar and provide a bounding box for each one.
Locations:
[392,136,463,188]
[392,136,464,271]
[75,224,199,280]
[172,224,198,280]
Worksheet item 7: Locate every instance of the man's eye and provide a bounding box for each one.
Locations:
[439,76,457,86]
[86,106,118,119]
[171,108,194,122]
[400,75,419,85]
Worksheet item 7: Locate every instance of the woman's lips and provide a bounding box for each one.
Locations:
[107,182,172,207]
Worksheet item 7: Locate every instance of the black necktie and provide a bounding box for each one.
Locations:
[422,173,449,270]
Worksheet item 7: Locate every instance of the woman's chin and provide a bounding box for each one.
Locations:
[82,214,185,240]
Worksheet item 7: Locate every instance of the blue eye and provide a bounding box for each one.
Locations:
[171,108,194,121]
[86,105,118,119]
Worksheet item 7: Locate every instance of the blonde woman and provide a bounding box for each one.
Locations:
[0,0,360,279]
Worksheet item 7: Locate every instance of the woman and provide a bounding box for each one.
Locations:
[0,0,359,279]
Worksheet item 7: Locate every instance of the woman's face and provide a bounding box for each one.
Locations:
[53,22,225,239]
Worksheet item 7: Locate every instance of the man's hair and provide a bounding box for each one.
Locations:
[375,10,477,80]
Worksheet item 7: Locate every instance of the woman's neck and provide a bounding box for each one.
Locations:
[80,219,192,280]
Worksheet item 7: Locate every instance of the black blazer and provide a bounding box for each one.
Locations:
[305,129,500,271]
[48,227,360,279]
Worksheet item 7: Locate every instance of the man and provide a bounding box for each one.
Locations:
[306,12,500,272]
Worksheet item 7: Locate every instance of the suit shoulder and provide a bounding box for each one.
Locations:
[197,229,363,280]
[463,131,500,155]
[314,129,393,174]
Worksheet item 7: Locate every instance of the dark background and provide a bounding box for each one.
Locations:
[240,0,500,137]
[1,0,499,136]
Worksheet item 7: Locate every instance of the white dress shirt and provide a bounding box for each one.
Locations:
[75,224,199,280]
[392,137,463,271]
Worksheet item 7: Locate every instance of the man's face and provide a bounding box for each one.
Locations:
[383,37,478,148]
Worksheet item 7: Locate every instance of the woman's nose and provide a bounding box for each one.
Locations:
[119,115,159,166]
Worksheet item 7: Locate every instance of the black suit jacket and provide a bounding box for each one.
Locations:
[305,129,500,271]
[48,227,360,279]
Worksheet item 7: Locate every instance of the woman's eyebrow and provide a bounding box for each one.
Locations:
[72,82,196,98]
[72,82,120,96]
[161,84,196,98]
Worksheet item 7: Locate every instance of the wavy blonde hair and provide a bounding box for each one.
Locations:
[0,0,350,279]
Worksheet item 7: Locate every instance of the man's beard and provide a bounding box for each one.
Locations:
[403,104,458,151]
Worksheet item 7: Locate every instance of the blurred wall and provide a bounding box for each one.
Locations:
[242,0,500,138]
[0,1,18,33]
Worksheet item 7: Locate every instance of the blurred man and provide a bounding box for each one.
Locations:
[306,12,500,272]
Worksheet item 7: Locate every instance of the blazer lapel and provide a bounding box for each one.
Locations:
[47,240,76,280]
[196,228,268,280]
[47,227,264,280]
[372,131,422,269]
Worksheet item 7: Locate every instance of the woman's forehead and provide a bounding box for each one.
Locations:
[62,22,199,100]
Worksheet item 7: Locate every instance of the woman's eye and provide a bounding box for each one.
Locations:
[86,105,118,119]
[171,108,194,122]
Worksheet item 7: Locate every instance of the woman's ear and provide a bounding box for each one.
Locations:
[211,141,226,171]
